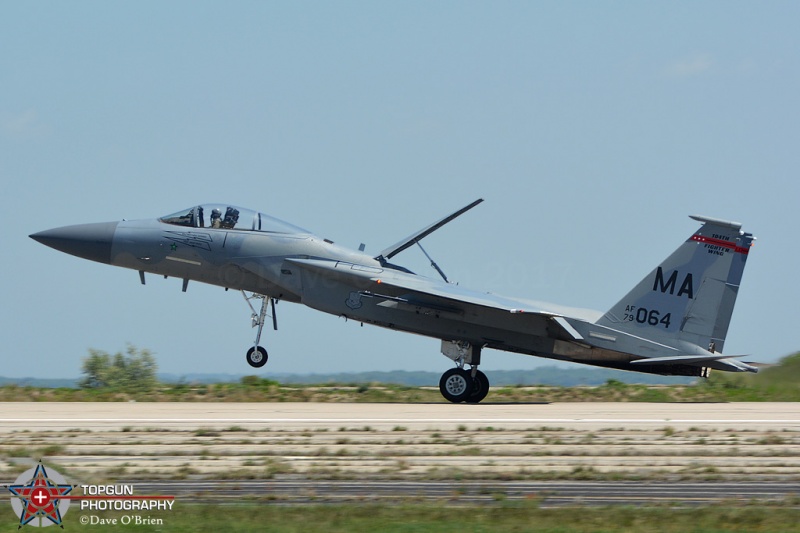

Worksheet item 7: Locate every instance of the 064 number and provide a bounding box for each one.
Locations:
[623,308,671,329]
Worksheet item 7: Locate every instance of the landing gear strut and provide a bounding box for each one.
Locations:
[242,292,277,368]
[439,341,490,404]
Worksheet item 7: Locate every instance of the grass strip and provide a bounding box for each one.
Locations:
[2,503,799,532]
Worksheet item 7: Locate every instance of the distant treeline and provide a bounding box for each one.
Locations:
[2,365,694,389]
[269,368,696,387]
[2,351,798,403]
[7,345,798,391]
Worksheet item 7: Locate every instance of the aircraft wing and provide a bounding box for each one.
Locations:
[288,258,612,350]
[283,257,543,313]
[367,275,550,315]
[364,274,705,367]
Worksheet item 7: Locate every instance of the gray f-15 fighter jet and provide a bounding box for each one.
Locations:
[30,200,757,403]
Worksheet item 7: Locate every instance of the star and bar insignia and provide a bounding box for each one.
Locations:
[6,461,74,528]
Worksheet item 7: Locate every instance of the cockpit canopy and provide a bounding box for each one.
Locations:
[160,205,309,234]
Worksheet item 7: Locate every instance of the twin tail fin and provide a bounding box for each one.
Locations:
[596,215,755,355]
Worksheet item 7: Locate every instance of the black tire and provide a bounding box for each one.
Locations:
[465,370,490,404]
[246,346,268,368]
[439,368,473,403]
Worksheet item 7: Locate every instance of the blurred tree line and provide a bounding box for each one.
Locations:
[79,345,157,391]
[72,345,799,401]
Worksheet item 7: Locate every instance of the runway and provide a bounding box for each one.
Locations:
[2,402,798,506]
[3,401,799,431]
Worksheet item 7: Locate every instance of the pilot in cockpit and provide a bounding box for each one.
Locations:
[210,208,222,228]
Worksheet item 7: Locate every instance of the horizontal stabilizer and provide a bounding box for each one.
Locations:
[631,354,758,373]
[688,215,743,230]
[377,199,483,262]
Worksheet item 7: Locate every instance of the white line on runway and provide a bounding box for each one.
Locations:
[1,418,798,423]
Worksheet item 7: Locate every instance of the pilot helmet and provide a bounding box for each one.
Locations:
[211,208,221,218]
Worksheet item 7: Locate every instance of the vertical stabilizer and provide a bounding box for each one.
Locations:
[596,216,755,353]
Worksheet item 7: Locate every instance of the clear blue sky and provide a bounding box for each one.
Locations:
[2,2,798,378]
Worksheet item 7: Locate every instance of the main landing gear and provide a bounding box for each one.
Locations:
[439,367,490,403]
[242,292,277,368]
[439,341,490,404]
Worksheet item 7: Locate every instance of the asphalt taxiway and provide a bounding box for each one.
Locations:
[123,479,799,506]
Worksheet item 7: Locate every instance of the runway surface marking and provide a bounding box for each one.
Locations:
[2,418,797,423]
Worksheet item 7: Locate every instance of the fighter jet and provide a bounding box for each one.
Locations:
[30,200,757,403]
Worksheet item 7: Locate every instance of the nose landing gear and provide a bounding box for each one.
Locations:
[242,291,277,368]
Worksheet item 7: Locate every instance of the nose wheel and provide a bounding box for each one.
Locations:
[246,346,268,368]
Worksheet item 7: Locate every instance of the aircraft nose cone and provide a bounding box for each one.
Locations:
[30,221,119,265]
